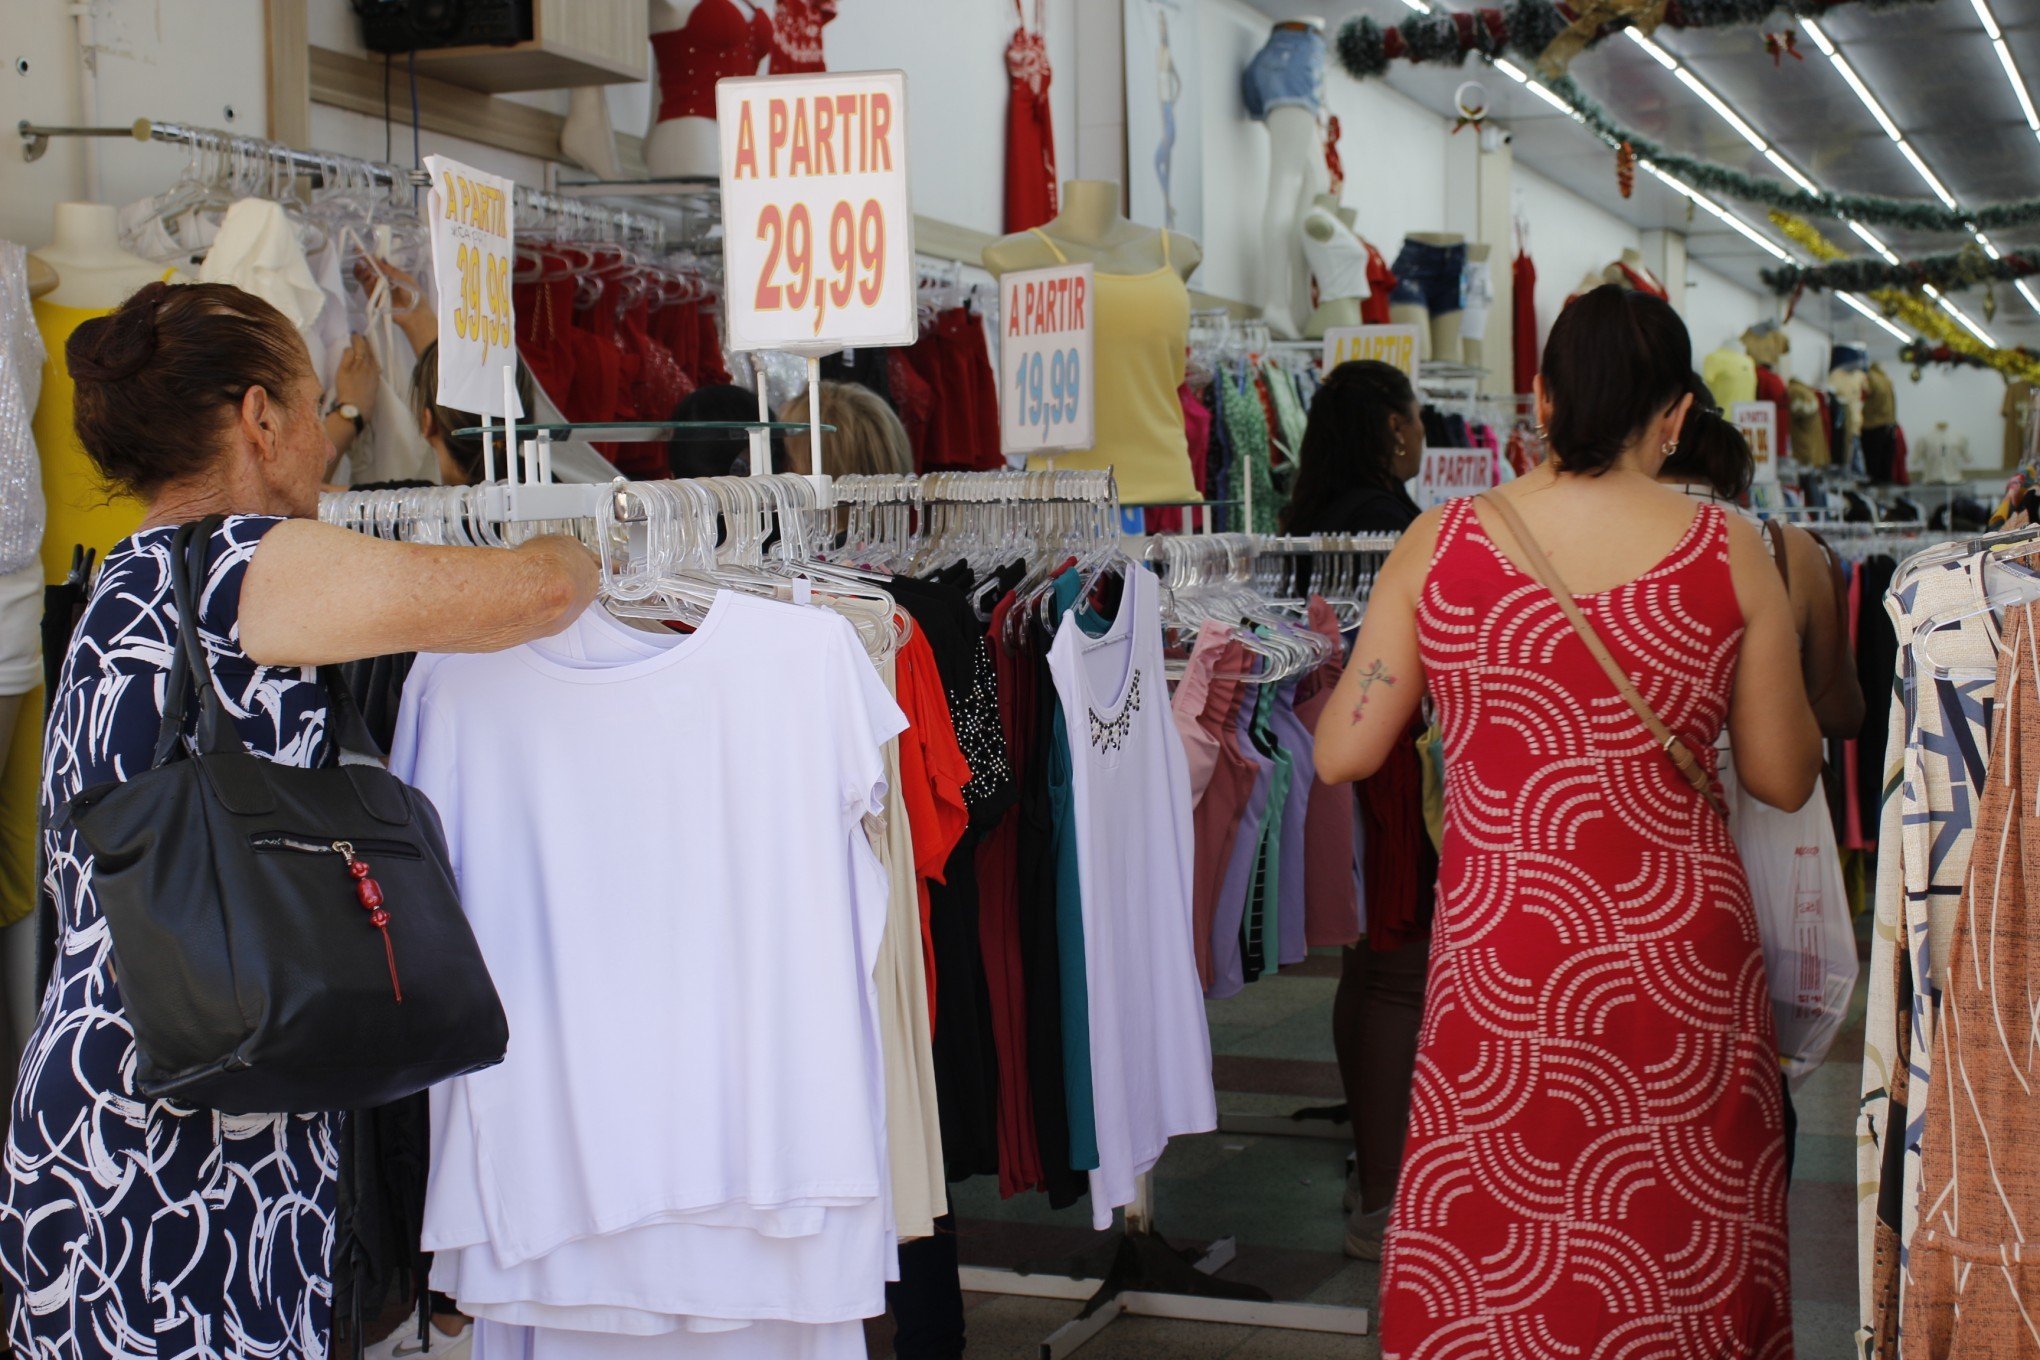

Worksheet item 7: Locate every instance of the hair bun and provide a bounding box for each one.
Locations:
[66,280,169,384]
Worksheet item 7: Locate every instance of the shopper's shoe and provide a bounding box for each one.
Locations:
[1343,1203,1391,1261]
[1343,1166,1360,1215]
[364,1320,473,1360]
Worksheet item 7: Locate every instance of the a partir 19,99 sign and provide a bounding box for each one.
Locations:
[999,263,1094,458]
[424,153,519,416]
[717,70,916,354]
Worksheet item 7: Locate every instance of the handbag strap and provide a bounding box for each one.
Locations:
[151,516,389,769]
[1477,492,1728,819]
[1764,518,1790,589]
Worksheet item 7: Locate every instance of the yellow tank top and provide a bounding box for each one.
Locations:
[0,294,156,927]
[33,296,147,584]
[1023,228,1198,506]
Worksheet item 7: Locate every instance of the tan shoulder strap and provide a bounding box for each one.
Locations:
[1764,518,1791,589]
[1478,493,1728,819]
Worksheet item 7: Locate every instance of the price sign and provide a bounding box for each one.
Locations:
[1415,447,1495,509]
[1732,401,1780,484]
[1322,324,1420,380]
[998,263,1094,457]
[718,70,917,354]
[423,154,520,417]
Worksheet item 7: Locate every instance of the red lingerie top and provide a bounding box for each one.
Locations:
[770,0,835,73]
[651,0,773,123]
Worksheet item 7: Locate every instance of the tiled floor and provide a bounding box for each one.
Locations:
[868,935,1870,1358]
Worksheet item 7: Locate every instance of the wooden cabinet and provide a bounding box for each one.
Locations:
[409,0,646,92]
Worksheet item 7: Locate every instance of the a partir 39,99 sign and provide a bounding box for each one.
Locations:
[717,70,917,354]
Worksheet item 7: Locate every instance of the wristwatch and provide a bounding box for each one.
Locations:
[328,402,365,435]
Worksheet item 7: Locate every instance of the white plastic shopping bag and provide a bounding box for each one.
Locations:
[1718,745,1859,1091]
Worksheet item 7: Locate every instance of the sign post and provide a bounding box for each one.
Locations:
[424,154,519,481]
[1321,324,1421,380]
[998,262,1095,466]
[718,70,916,499]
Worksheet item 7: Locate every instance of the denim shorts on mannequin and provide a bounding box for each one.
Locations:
[1241,25,1325,119]
[1388,239,1468,314]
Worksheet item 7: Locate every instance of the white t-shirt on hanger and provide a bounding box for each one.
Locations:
[392,595,904,1332]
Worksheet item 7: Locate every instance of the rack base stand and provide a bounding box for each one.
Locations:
[956,1179,1371,1359]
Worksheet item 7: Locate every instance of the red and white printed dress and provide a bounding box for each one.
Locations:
[1382,498,1793,1359]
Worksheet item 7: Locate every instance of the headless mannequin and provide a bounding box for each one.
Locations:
[644,0,732,180]
[982,179,1203,278]
[8,206,159,1093]
[1301,193,1365,337]
[1389,230,1464,364]
[1604,246,1663,297]
[32,203,161,308]
[1460,241,1492,367]
[1257,100,1325,338]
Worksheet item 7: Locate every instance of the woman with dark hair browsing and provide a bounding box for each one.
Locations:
[1315,286,1819,1353]
[0,281,597,1355]
[1281,359,1434,1262]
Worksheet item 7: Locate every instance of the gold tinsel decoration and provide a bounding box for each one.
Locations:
[1768,210,2040,385]
[1617,140,1637,199]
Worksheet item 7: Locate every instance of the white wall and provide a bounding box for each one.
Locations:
[1868,346,2011,477]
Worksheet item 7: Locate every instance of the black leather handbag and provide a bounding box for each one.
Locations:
[63,517,508,1114]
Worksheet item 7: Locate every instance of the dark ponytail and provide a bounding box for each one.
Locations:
[1541,284,1693,475]
[1660,374,1753,500]
[68,281,310,500]
[1282,359,1417,532]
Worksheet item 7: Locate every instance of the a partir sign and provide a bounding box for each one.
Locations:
[1414,447,1494,509]
[423,154,520,416]
[1732,401,1780,484]
[1322,325,1420,381]
[718,70,916,354]
[999,263,1094,458]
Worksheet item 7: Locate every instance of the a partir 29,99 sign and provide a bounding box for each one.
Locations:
[717,70,917,354]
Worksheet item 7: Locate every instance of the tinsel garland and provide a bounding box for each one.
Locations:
[1760,248,2040,296]
[1332,0,1936,83]
[1770,212,2040,384]
[1550,76,2040,232]
[1899,338,2040,375]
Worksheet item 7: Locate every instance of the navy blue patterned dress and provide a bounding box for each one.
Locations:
[0,516,339,1358]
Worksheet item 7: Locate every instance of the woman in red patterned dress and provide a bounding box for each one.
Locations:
[1315,285,1820,1359]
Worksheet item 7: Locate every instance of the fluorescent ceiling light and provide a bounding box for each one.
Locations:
[1814,37,1905,140]
[1975,232,2003,260]
[1763,148,1820,193]
[1838,290,1911,341]
[2020,280,2040,313]
[1625,29,1680,71]
[1673,67,1768,150]
[1894,139,1959,207]
[1971,0,2001,40]
[1399,0,1433,11]
[1492,58,1530,85]
[1801,18,1837,57]
[1925,284,1999,345]
[1991,37,2040,132]
[1849,221,1902,264]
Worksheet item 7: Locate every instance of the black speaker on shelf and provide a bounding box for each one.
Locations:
[354,0,532,53]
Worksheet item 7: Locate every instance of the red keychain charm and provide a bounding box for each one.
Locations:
[336,842,403,1002]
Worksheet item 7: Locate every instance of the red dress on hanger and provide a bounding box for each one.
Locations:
[650,0,772,123]
[1382,499,1792,1356]
[1512,249,1538,395]
[1003,0,1058,233]
[770,0,834,73]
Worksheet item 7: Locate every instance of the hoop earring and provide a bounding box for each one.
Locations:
[1660,439,1677,457]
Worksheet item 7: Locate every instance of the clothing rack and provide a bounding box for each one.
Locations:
[16,119,667,248]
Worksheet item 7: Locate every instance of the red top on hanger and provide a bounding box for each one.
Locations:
[651,0,773,123]
[770,0,835,73]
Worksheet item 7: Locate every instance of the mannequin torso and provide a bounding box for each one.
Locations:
[1302,194,1368,337]
[983,180,1202,278]
[645,0,768,179]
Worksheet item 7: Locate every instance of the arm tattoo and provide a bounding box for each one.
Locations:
[1349,660,1396,725]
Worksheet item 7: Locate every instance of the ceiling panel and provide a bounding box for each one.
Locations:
[1239,0,2040,348]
